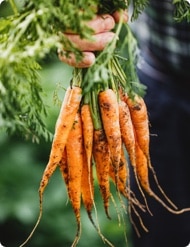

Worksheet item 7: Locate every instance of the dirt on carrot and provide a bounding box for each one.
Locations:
[81,148,94,219]
[93,128,111,219]
[66,112,83,246]
[98,88,122,188]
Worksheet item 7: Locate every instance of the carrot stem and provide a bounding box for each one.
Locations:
[72,68,82,87]
[89,87,102,130]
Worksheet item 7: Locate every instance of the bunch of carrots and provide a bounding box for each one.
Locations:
[19,19,190,247]
[19,53,190,247]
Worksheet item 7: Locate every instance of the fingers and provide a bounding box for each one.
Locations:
[87,14,115,33]
[59,52,96,68]
[64,32,115,51]
[59,10,128,68]
[65,14,115,35]
[112,10,128,23]
[64,14,116,51]
[59,14,116,68]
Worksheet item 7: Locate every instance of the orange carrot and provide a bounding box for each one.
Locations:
[109,145,147,236]
[125,95,150,162]
[109,145,128,188]
[126,94,179,210]
[135,143,150,194]
[81,103,94,192]
[118,100,136,168]
[81,150,94,219]
[109,147,128,198]
[118,99,152,214]
[109,146,144,210]
[39,86,82,203]
[59,148,69,186]
[66,112,84,246]
[19,85,82,247]
[98,89,122,182]
[82,147,114,247]
[81,103,99,227]
[121,92,149,158]
[93,128,111,219]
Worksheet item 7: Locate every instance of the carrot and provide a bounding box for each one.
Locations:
[109,145,144,211]
[66,112,83,247]
[89,88,111,218]
[85,89,116,247]
[81,103,94,169]
[135,142,190,214]
[81,103,94,203]
[109,145,128,192]
[109,145,148,236]
[98,88,122,185]
[80,103,96,221]
[118,100,136,168]
[125,95,150,162]
[81,149,112,246]
[118,99,152,215]
[81,149,94,219]
[19,85,82,247]
[39,85,82,203]
[126,94,179,210]
[118,100,135,195]
[120,92,149,161]
[59,148,69,187]
[81,102,98,229]
[115,146,128,187]
[93,128,111,219]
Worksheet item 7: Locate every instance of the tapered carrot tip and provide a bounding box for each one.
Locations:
[71,216,81,247]
[100,184,111,219]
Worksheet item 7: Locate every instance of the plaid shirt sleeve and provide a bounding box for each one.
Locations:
[131,0,190,77]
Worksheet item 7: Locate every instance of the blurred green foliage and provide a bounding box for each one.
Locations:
[0,56,133,247]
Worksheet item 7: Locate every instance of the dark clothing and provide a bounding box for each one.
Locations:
[132,0,190,77]
[130,55,190,247]
[130,1,190,246]
[144,1,190,77]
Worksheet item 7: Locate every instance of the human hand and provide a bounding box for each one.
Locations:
[58,10,128,68]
